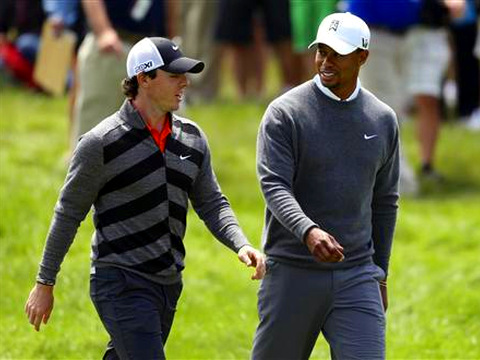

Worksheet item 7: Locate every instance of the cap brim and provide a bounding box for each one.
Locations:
[307,37,357,55]
[162,57,205,74]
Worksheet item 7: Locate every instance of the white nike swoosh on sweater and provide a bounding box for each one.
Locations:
[364,134,378,140]
[180,155,191,160]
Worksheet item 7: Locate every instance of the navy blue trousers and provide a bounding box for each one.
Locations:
[90,267,182,360]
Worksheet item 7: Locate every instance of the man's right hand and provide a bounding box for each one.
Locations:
[96,28,124,57]
[49,17,66,38]
[305,227,344,263]
[25,283,55,331]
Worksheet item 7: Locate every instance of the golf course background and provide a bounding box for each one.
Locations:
[1,67,479,359]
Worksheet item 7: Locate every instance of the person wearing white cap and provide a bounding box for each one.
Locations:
[25,36,266,359]
[252,12,399,359]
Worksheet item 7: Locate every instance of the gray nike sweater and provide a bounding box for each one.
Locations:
[257,80,399,275]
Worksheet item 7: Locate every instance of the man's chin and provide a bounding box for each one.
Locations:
[320,79,336,89]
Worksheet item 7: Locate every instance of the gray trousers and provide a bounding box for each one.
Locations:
[251,259,386,360]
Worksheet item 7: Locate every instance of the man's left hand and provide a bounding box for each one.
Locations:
[238,245,266,280]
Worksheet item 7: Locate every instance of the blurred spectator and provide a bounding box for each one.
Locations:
[71,0,169,151]
[289,0,338,82]
[406,0,452,180]
[43,0,86,49]
[475,17,480,59]
[350,0,457,182]
[0,0,45,88]
[467,15,480,130]
[42,0,85,154]
[215,0,298,101]
[449,0,479,128]
[180,0,220,105]
[346,0,421,195]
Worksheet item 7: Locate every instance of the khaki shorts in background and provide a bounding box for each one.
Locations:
[361,26,450,118]
[404,26,451,98]
[360,28,410,119]
[72,33,132,147]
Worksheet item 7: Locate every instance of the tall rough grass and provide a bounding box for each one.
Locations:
[1,85,479,359]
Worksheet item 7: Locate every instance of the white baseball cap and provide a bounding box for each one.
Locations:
[308,12,370,55]
[126,37,204,78]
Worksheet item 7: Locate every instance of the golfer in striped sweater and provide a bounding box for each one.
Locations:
[25,37,266,360]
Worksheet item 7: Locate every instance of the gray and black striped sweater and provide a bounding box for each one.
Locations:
[37,100,250,285]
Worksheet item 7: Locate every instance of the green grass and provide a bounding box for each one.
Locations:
[1,82,479,359]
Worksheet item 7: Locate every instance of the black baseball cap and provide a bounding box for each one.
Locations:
[126,37,204,78]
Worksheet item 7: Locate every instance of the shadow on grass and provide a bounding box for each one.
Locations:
[416,175,480,199]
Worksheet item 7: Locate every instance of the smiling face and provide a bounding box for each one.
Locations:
[314,44,368,100]
[143,69,188,113]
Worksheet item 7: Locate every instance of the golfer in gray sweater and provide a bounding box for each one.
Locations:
[252,13,399,360]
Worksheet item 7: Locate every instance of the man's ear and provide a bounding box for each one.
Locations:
[359,50,369,66]
[137,72,149,88]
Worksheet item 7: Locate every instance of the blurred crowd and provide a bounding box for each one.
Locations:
[1,0,479,195]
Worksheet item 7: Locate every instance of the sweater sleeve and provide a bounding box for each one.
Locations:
[36,132,104,285]
[371,119,400,277]
[257,105,317,242]
[189,133,250,253]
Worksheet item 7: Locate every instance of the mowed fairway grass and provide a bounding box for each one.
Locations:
[1,83,479,359]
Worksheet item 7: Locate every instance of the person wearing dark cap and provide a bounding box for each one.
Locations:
[70,0,169,154]
[25,36,266,360]
[251,12,399,359]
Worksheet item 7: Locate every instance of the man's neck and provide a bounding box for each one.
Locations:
[132,97,167,128]
[313,75,361,102]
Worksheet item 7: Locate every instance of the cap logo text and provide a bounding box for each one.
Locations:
[329,20,339,31]
[134,60,154,74]
[362,38,368,48]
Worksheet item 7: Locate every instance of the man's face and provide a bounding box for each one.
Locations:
[145,69,188,113]
[314,44,368,99]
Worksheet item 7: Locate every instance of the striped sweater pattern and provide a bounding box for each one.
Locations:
[38,100,249,285]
